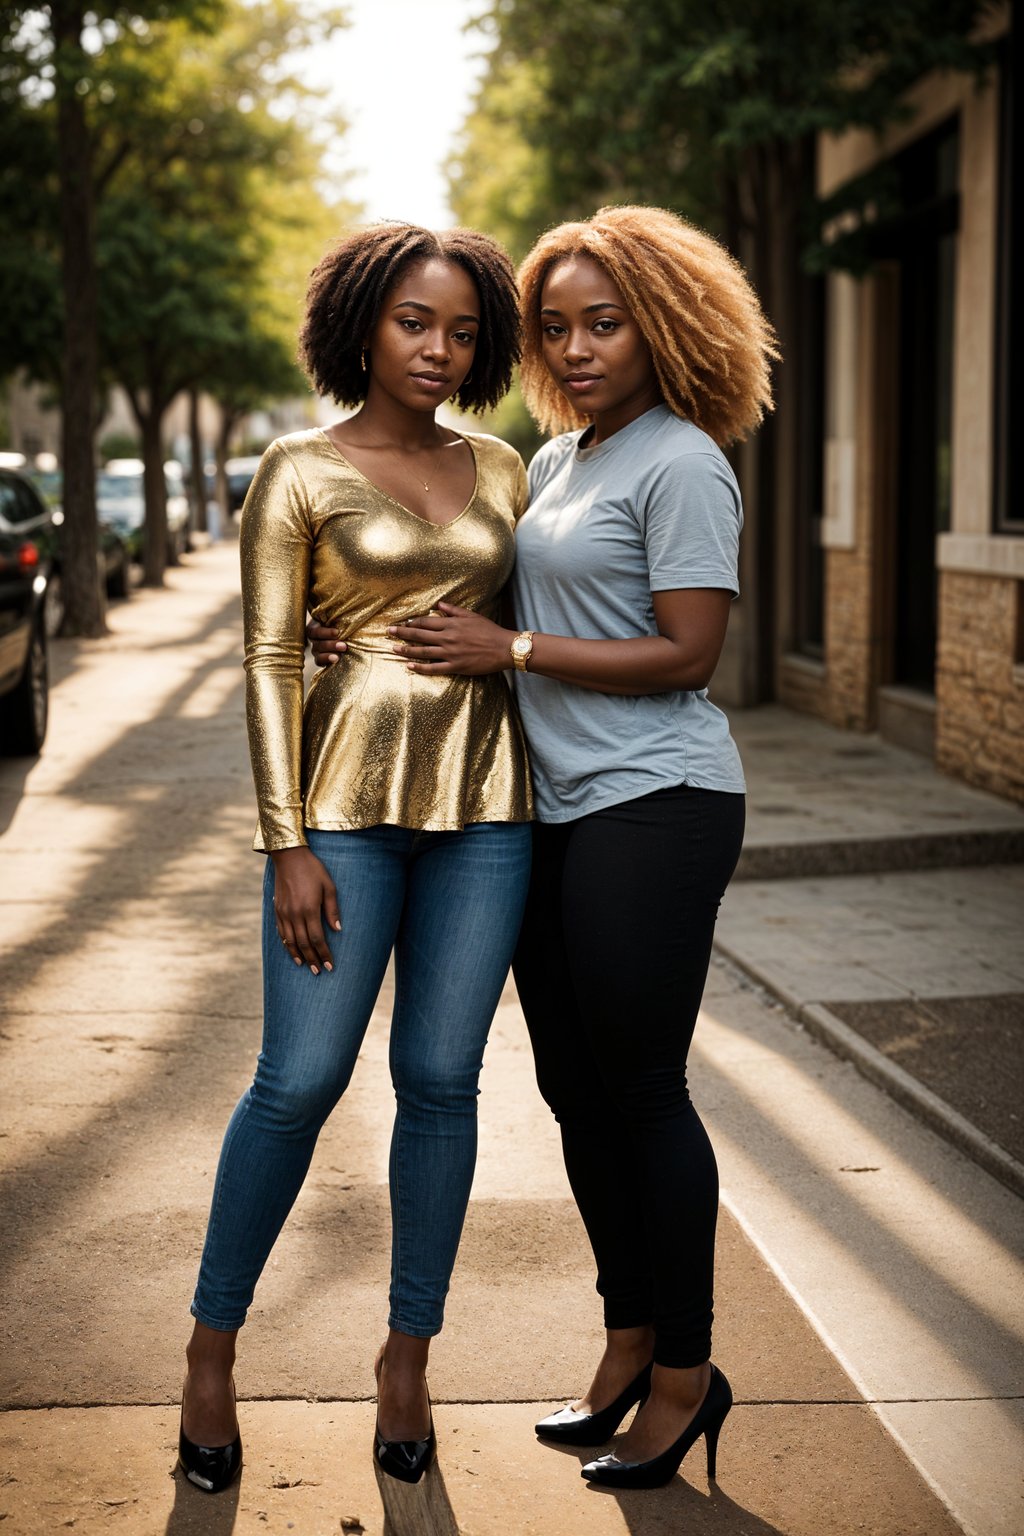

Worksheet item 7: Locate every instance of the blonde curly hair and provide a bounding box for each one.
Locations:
[518,205,779,445]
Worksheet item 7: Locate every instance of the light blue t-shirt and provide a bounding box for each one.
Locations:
[510,404,745,823]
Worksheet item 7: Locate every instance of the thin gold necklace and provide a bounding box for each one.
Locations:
[335,428,448,491]
[420,437,446,492]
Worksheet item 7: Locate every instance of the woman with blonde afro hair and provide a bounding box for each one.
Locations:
[316,204,777,1491]
[519,203,778,444]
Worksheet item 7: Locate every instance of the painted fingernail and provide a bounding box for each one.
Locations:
[386,626,396,635]
[324,962,333,972]
[311,965,319,976]
[333,920,342,930]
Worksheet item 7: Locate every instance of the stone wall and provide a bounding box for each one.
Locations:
[821,541,879,733]
[936,572,1024,802]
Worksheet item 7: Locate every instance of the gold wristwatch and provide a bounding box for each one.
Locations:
[510,630,534,672]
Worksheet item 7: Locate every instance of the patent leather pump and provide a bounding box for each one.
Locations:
[177,1418,243,1494]
[535,1361,653,1446]
[581,1362,732,1489]
[373,1398,436,1484]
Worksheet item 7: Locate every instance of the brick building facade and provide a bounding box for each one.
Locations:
[721,6,1022,803]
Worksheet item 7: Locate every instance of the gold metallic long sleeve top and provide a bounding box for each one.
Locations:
[240,428,532,851]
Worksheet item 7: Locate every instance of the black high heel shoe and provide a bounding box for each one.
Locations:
[581,1362,732,1489]
[178,1419,242,1494]
[374,1394,436,1484]
[535,1361,653,1446]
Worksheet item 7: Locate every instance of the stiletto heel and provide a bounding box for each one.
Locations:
[535,1361,653,1446]
[581,1362,732,1489]
[374,1392,436,1484]
[705,1417,721,1479]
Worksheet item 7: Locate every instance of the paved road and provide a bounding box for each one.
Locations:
[0,543,1020,1535]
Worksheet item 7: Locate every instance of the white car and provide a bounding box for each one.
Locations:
[98,459,191,565]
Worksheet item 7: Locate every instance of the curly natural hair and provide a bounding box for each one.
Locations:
[518,205,779,445]
[300,222,521,413]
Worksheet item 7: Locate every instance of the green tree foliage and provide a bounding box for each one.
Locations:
[0,2,229,631]
[85,2,352,584]
[454,0,994,262]
[0,1,354,610]
[453,0,994,699]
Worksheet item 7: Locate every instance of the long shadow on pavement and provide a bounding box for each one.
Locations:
[164,1469,240,1534]
[540,1438,786,1534]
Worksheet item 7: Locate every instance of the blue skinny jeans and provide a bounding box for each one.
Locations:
[191,821,532,1338]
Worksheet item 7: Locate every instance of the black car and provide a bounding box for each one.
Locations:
[0,470,50,754]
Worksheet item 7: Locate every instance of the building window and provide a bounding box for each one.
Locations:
[994,31,1020,533]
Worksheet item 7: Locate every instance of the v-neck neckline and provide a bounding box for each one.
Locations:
[319,428,479,529]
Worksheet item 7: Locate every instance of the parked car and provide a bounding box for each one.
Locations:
[97,460,191,565]
[24,469,132,621]
[225,455,262,512]
[0,470,51,754]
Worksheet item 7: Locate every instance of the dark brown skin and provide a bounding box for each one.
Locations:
[181,260,486,1455]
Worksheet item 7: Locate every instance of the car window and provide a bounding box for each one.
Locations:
[0,478,19,525]
[0,473,46,525]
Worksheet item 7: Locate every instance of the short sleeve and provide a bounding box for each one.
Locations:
[527,433,575,503]
[637,451,742,597]
[512,455,529,521]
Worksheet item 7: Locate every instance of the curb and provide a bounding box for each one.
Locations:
[734,829,1024,881]
[713,941,1024,1201]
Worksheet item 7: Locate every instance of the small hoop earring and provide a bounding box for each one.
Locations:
[360,348,368,373]
[462,370,473,385]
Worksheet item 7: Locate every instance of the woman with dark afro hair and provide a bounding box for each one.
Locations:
[178,223,533,1495]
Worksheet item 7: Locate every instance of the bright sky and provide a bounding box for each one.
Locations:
[308,0,489,229]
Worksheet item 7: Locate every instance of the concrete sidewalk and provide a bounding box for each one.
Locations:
[722,708,1024,1196]
[0,546,1021,1535]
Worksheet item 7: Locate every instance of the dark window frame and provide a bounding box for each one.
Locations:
[994,31,1020,534]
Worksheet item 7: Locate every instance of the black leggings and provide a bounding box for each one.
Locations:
[512,784,745,1369]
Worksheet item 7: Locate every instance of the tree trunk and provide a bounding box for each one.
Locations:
[215,406,237,524]
[188,387,207,535]
[135,401,168,587]
[53,0,105,636]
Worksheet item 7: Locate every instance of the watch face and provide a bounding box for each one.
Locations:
[512,636,530,658]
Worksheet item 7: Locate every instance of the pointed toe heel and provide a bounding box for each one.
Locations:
[373,1417,436,1484]
[373,1383,436,1485]
[177,1421,243,1494]
[535,1361,653,1446]
[581,1362,732,1490]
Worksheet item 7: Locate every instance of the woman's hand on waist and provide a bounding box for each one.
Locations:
[307,619,347,667]
[269,847,341,974]
[388,602,513,677]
